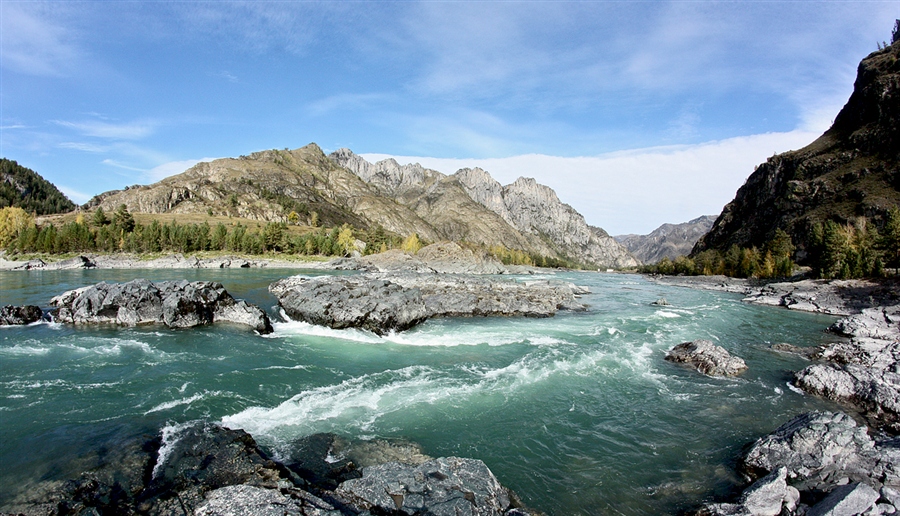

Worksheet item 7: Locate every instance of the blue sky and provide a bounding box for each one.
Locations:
[1,1,896,234]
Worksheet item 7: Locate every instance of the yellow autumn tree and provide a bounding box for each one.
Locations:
[401,233,422,254]
[0,207,34,247]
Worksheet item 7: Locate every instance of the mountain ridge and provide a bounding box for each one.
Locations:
[85,144,638,268]
[615,215,716,263]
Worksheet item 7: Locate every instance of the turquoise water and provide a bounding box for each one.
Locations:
[0,269,844,514]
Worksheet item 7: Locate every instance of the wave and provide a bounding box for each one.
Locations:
[221,342,664,448]
[144,390,228,415]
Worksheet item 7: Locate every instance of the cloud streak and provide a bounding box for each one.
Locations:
[54,119,157,140]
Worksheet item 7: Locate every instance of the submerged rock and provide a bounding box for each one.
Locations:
[269,272,586,335]
[665,339,748,377]
[50,279,273,334]
[0,305,44,325]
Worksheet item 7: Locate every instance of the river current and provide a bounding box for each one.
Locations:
[0,268,845,514]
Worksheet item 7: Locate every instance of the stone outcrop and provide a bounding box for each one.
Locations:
[50,279,273,334]
[0,424,537,516]
[695,411,900,516]
[693,40,900,261]
[270,273,587,335]
[792,312,900,432]
[615,215,716,263]
[0,305,44,325]
[665,339,748,377]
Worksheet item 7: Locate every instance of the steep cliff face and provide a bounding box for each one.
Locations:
[616,215,716,263]
[694,40,900,260]
[331,151,638,268]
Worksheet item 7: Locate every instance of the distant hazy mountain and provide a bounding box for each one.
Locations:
[87,144,638,268]
[694,38,900,260]
[1,158,76,215]
[614,215,716,263]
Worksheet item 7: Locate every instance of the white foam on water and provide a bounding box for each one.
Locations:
[655,311,681,319]
[145,390,225,415]
[0,344,52,356]
[787,382,806,396]
[153,420,202,479]
[222,342,668,446]
[251,364,311,371]
[268,319,382,344]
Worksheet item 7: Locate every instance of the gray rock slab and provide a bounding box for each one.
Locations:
[807,482,879,516]
[270,272,586,335]
[335,456,519,516]
[50,279,272,333]
[665,339,748,377]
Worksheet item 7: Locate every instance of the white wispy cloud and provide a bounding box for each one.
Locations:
[102,159,147,173]
[145,158,219,182]
[0,3,81,76]
[58,142,109,153]
[363,129,821,235]
[54,119,157,140]
[307,93,387,117]
[56,185,92,205]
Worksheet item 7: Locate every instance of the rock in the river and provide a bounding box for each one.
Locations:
[270,272,586,335]
[50,279,273,333]
[665,339,748,377]
[0,305,44,325]
[806,482,880,516]
[335,456,527,516]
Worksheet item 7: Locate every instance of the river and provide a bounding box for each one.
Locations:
[0,268,844,514]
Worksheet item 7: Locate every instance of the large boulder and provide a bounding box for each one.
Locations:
[335,456,528,516]
[0,305,44,325]
[50,279,273,334]
[742,412,900,493]
[269,272,586,335]
[665,339,748,377]
[694,412,900,516]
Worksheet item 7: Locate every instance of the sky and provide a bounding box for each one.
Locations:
[1,1,897,235]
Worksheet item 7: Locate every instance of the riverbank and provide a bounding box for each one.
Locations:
[0,242,541,274]
[652,274,900,514]
[0,252,333,271]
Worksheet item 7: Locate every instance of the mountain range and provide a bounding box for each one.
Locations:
[85,145,639,269]
[615,215,716,263]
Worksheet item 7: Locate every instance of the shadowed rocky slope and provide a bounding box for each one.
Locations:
[694,40,900,260]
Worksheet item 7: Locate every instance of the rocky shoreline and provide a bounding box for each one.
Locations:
[654,274,900,514]
[0,423,537,516]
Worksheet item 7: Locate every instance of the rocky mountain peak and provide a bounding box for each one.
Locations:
[329,148,440,195]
